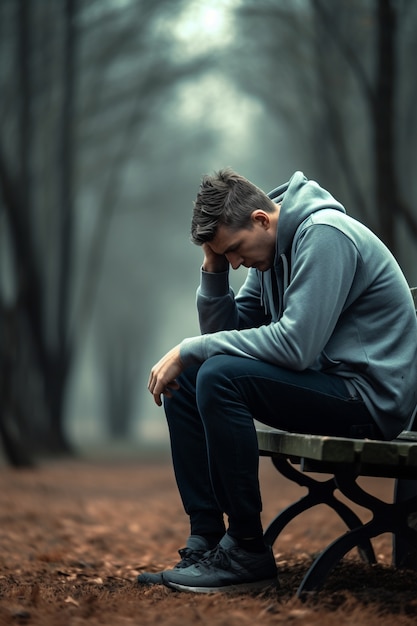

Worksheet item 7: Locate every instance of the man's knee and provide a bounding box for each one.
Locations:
[197,355,232,385]
[196,356,238,412]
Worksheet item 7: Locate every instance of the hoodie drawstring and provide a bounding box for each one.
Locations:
[281,254,289,295]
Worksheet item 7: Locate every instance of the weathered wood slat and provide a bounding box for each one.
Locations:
[256,428,417,470]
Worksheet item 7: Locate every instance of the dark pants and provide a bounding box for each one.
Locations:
[164,355,381,541]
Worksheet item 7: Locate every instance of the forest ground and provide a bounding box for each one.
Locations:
[0,448,416,626]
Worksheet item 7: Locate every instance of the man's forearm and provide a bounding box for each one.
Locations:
[202,259,229,273]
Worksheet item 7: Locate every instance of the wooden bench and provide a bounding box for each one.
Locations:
[257,286,417,597]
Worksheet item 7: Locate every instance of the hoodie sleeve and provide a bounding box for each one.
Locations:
[197,267,271,334]
[180,225,360,368]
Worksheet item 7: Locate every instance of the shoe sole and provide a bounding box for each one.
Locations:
[165,577,278,594]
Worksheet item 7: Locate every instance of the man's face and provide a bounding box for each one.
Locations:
[208,210,278,272]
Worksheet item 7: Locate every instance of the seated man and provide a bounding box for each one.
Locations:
[139,168,417,594]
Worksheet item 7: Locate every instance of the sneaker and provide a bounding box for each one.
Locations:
[162,533,278,594]
[136,535,210,585]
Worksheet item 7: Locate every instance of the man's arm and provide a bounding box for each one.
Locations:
[197,243,269,334]
[148,244,267,405]
[180,226,360,370]
[148,245,230,406]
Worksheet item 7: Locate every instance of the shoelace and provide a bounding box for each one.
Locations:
[177,546,206,568]
[198,545,232,570]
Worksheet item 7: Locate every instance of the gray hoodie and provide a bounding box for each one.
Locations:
[180,171,417,439]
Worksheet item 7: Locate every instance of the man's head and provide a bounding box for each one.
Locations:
[191,168,276,245]
[191,168,279,272]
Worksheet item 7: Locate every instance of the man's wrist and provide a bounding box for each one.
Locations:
[202,260,229,273]
[199,267,230,297]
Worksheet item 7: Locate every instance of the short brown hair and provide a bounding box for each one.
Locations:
[191,168,274,245]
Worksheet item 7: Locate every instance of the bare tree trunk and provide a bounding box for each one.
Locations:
[312,5,371,226]
[311,0,417,254]
[45,0,77,452]
[1,0,76,457]
[373,0,397,252]
[0,305,34,467]
[0,0,39,465]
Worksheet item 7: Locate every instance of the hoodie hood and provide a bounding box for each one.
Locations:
[268,171,346,257]
[258,171,347,318]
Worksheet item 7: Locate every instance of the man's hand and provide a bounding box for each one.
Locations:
[148,345,183,406]
[202,242,229,273]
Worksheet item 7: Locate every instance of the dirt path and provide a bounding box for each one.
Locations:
[0,454,416,625]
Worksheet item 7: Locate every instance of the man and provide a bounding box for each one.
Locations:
[139,169,417,594]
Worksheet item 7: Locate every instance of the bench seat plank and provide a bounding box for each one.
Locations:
[257,429,360,463]
[257,428,417,475]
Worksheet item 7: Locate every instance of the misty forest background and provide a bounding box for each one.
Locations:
[1,0,417,466]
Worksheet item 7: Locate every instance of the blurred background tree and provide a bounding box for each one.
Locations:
[0,0,416,465]
[232,0,417,257]
[0,0,211,462]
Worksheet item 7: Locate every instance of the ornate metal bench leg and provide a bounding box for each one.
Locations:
[296,474,417,596]
[328,496,376,564]
[393,478,417,570]
[297,511,417,597]
[296,521,378,596]
[264,493,317,546]
[264,457,375,563]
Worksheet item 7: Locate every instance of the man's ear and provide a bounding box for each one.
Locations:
[251,210,271,229]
